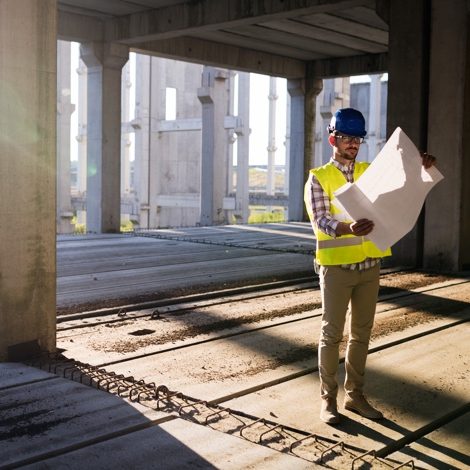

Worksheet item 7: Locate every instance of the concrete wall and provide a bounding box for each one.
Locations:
[0,0,57,360]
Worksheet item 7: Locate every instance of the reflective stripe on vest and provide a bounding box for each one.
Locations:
[317,237,363,249]
[305,162,392,265]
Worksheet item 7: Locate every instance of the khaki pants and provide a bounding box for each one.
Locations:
[318,264,380,399]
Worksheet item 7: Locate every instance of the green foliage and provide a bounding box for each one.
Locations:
[248,206,285,224]
[120,220,135,232]
[71,216,85,234]
[70,215,135,234]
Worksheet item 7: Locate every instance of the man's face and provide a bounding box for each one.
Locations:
[333,133,362,161]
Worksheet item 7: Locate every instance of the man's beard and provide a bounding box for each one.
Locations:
[339,147,358,160]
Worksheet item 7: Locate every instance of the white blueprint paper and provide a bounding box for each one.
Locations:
[333,127,444,251]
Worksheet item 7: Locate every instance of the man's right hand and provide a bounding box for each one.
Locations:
[337,218,374,236]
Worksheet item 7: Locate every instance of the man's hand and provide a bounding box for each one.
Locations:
[337,218,374,236]
[420,151,436,169]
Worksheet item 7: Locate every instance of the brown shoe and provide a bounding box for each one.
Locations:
[320,397,340,424]
[344,395,383,420]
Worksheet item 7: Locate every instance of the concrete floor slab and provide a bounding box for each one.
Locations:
[0,363,55,389]
[20,417,318,470]
[0,364,165,468]
[57,225,314,309]
[389,412,470,469]
[1,364,318,470]
[222,324,470,468]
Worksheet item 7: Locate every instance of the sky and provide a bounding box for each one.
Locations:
[69,43,381,166]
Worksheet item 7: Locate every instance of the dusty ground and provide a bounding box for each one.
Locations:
[58,271,469,368]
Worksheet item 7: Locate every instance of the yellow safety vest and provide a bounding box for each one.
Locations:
[304,162,392,265]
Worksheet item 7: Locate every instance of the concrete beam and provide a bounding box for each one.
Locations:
[132,37,305,79]
[105,0,376,44]
[0,0,57,360]
[154,118,202,133]
[307,52,387,79]
[58,10,104,42]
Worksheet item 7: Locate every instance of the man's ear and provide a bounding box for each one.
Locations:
[328,135,336,146]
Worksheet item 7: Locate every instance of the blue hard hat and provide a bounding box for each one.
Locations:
[327,108,367,137]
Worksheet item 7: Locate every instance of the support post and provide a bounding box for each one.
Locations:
[424,0,470,270]
[235,72,250,224]
[287,77,322,221]
[57,40,75,234]
[287,79,305,221]
[367,74,383,161]
[133,54,151,229]
[80,42,129,233]
[386,0,431,267]
[0,0,57,360]
[267,77,277,196]
[198,67,230,225]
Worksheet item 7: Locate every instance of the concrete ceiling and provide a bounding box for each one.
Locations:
[58,0,390,78]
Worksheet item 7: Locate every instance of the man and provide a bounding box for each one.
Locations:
[305,108,436,424]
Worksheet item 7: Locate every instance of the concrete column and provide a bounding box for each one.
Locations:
[284,88,291,196]
[0,0,57,360]
[387,0,431,267]
[424,0,469,271]
[235,72,250,224]
[227,71,236,196]
[319,79,335,165]
[80,42,129,233]
[198,67,230,225]
[287,79,305,221]
[133,54,151,229]
[121,61,132,196]
[76,60,87,197]
[267,77,277,196]
[304,78,323,216]
[287,77,322,221]
[57,40,75,234]
[148,57,166,229]
[367,74,383,161]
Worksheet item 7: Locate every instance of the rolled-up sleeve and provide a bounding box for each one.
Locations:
[307,173,339,238]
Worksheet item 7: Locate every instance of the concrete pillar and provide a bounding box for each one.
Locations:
[284,87,291,197]
[121,61,132,196]
[267,77,277,196]
[148,57,166,229]
[0,0,57,360]
[319,79,335,165]
[424,0,469,271]
[198,67,230,225]
[387,0,430,267]
[234,72,250,224]
[287,77,322,221]
[57,40,75,234]
[80,42,129,233]
[76,59,87,197]
[226,71,236,196]
[367,74,383,161]
[134,54,151,229]
[287,79,305,221]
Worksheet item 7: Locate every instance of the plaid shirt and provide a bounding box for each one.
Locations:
[307,158,380,271]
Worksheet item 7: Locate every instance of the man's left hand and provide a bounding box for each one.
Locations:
[420,151,436,169]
